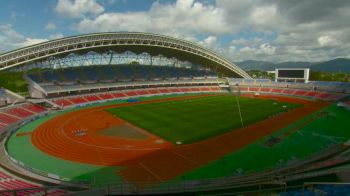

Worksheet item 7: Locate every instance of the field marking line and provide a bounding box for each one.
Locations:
[172,151,201,166]
[138,162,164,182]
[58,109,165,151]
[298,130,347,141]
[86,127,108,165]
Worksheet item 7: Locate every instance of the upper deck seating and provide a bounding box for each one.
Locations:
[27,65,217,86]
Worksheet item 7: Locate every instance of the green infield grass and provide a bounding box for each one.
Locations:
[106,95,300,144]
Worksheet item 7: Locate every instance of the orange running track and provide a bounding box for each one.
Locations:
[31,93,328,185]
[31,94,215,166]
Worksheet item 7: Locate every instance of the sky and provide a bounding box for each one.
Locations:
[0,0,349,63]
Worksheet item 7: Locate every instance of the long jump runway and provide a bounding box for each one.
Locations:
[30,94,328,185]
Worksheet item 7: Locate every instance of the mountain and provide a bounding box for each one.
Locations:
[233,60,275,71]
[235,58,350,72]
[312,58,350,72]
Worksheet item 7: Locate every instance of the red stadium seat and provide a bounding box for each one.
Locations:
[249,87,260,92]
[260,87,271,92]
[84,95,101,102]
[294,90,308,96]
[167,88,176,93]
[210,87,220,91]
[148,89,161,94]
[190,87,200,92]
[22,104,46,113]
[0,113,19,124]
[112,92,127,98]
[69,97,88,104]
[158,89,169,93]
[5,107,33,118]
[124,91,138,97]
[271,88,283,93]
[98,93,114,100]
[54,99,73,107]
[282,89,295,94]
[135,90,149,95]
[304,91,321,97]
[199,87,210,91]
[239,87,249,91]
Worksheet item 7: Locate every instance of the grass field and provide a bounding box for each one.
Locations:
[172,104,350,181]
[106,95,300,144]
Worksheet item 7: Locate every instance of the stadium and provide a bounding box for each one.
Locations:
[0,32,349,196]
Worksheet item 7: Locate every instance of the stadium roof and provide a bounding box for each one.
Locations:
[0,32,251,78]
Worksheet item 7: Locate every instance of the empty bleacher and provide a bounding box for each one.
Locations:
[0,103,47,131]
[21,104,46,114]
[26,65,219,98]
[5,107,33,119]
[228,78,349,101]
[0,170,65,196]
[228,78,350,94]
[27,65,216,85]
[52,85,223,108]
[0,113,19,125]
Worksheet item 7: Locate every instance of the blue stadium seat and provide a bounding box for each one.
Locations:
[118,65,134,80]
[152,66,166,79]
[135,66,151,79]
[26,65,216,84]
[83,67,100,81]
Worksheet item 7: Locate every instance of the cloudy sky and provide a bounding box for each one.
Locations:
[0,0,349,62]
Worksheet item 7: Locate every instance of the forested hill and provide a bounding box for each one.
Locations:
[235,58,350,72]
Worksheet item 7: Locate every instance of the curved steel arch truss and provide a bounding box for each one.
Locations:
[0,32,251,78]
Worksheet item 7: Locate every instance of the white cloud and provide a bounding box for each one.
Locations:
[250,5,277,25]
[232,37,265,47]
[3,0,349,63]
[0,24,48,52]
[54,0,104,18]
[199,36,218,48]
[260,43,276,55]
[216,0,350,62]
[77,0,229,36]
[318,35,339,47]
[21,38,48,47]
[239,43,275,55]
[45,22,57,30]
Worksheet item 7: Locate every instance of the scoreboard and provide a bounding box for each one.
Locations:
[275,68,310,83]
